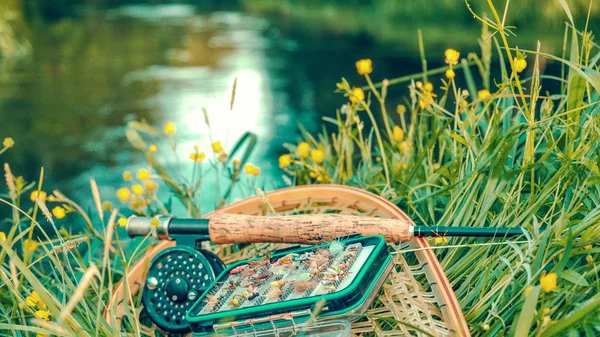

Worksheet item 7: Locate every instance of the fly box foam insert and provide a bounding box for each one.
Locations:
[186,235,393,335]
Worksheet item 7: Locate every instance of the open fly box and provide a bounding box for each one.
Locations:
[186,235,392,335]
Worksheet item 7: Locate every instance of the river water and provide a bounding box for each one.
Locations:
[2,3,565,224]
[1,4,437,221]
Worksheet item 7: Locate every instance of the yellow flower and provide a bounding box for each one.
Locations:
[423,82,434,92]
[131,184,144,195]
[477,89,491,100]
[218,152,228,162]
[122,171,132,181]
[243,163,261,176]
[3,137,14,148]
[355,58,373,75]
[212,141,223,153]
[399,141,411,154]
[0,232,5,242]
[144,180,158,192]
[587,255,594,264]
[35,309,51,320]
[51,206,66,219]
[523,285,533,296]
[136,168,150,181]
[310,149,324,164]
[297,142,310,159]
[24,239,39,254]
[164,122,176,135]
[149,144,158,153]
[26,291,47,309]
[433,237,448,244]
[189,152,206,163]
[396,104,406,114]
[233,158,240,166]
[444,48,460,66]
[118,218,127,227]
[116,187,131,203]
[392,126,405,142]
[459,100,469,110]
[37,333,49,337]
[30,191,47,203]
[278,154,292,168]
[584,244,593,250]
[419,90,436,109]
[349,87,365,104]
[540,272,557,293]
[445,68,455,79]
[514,57,527,73]
[102,200,113,211]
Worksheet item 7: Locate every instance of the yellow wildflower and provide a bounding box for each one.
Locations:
[583,244,592,250]
[514,57,527,73]
[540,272,557,293]
[444,48,460,66]
[118,218,127,227]
[51,206,66,219]
[459,100,469,110]
[212,141,223,153]
[423,82,434,92]
[116,187,131,203]
[478,89,491,100]
[24,239,39,254]
[136,168,150,181]
[445,68,455,79]
[3,137,14,148]
[26,291,46,309]
[392,126,405,142]
[349,87,365,104]
[144,180,158,192]
[131,184,144,195]
[586,255,594,264]
[244,163,260,176]
[278,154,292,168]
[102,200,112,211]
[30,190,47,203]
[310,149,325,164]
[149,144,158,153]
[396,104,406,114]
[35,309,51,321]
[419,90,436,109]
[523,285,533,296]
[122,171,132,181]
[399,141,411,154]
[164,122,176,135]
[297,142,310,159]
[218,152,228,162]
[189,152,206,163]
[402,163,408,170]
[233,158,240,166]
[0,232,5,242]
[433,237,448,244]
[355,58,373,75]
[150,218,159,228]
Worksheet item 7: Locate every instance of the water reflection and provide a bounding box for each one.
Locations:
[0,5,323,223]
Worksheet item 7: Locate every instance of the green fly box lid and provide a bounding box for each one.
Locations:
[186,235,392,335]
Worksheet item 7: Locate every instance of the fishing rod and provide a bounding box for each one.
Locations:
[126,213,525,244]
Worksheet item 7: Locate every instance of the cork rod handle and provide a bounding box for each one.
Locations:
[208,213,413,244]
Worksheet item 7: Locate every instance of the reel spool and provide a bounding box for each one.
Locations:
[142,246,225,333]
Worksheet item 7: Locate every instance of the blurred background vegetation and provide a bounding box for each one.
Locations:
[0,0,598,219]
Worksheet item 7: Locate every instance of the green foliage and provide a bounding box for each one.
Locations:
[0,1,599,336]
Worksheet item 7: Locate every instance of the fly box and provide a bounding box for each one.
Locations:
[186,235,392,335]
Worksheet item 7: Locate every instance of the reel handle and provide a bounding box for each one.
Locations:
[208,213,413,244]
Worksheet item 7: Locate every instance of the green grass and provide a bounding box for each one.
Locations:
[0,1,599,336]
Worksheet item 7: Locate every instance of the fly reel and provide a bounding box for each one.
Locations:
[142,246,225,333]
